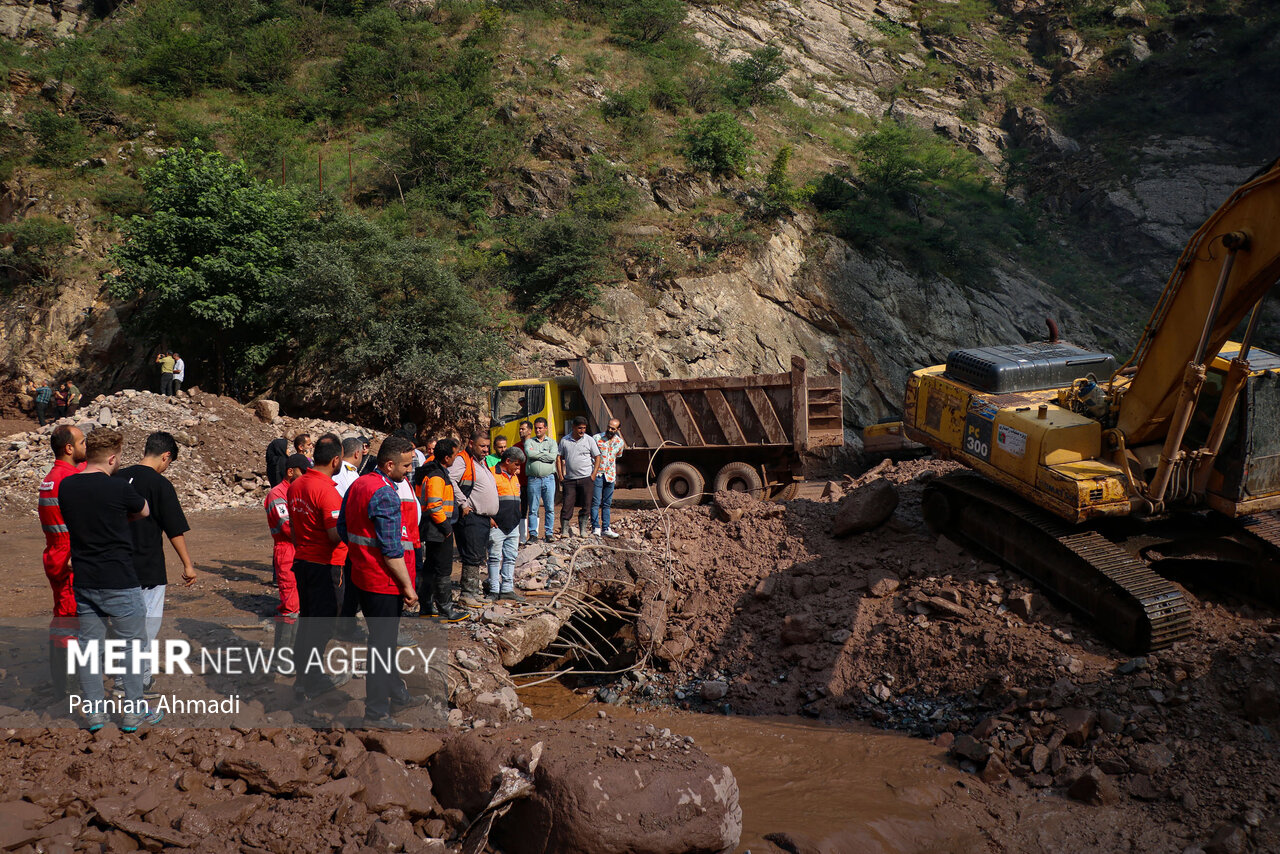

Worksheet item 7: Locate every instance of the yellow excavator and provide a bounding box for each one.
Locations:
[903,157,1280,652]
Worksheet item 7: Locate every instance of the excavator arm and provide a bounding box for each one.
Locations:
[1116,157,1280,447]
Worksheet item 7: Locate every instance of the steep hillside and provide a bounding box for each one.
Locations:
[0,0,1275,437]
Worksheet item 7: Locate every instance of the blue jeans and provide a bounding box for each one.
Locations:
[591,475,615,530]
[75,586,147,706]
[487,526,520,593]
[527,474,556,537]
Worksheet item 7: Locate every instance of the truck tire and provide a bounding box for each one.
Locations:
[713,462,764,496]
[656,462,705,508]
[772,482,800,502]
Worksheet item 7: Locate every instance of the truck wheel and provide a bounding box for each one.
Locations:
[772,482,800,502]
[656,462,705,508]
[713,462,764,496]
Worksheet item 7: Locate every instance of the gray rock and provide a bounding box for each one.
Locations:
[832,480,899,537]
[700,680,728,701]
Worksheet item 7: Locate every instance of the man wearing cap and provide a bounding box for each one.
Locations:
[287,433,350,700]
[265,453,309,657]
[337,435,423,730]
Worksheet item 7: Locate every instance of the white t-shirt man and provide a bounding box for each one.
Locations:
[172,358,185,383]
[333,459,360,497]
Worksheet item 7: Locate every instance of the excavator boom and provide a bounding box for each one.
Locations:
[1116,158,1280,445]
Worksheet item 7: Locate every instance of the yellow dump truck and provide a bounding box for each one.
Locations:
[489,356,845,505]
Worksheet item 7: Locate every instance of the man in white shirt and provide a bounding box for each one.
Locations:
[334,436,364,497]
[171,353,186,395]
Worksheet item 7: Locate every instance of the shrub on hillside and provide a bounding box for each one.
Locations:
[504,157,636,322]
[1,215,74,282]
[726,45,787,105]
[610,0,686,45]
[681,112,754,177]
[25,109,88,168]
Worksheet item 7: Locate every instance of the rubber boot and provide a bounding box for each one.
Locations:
[459,564,485,608]
[273,619,298,674]
[435,577,467,623]
[579,516,590,539]
[49,641,69,698]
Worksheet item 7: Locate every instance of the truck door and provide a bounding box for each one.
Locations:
[491,384,547,447]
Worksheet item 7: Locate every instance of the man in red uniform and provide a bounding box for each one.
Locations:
[39,423,85,696]
[287,433,349,701]
[338,435,423,730]
[265,453,309,657]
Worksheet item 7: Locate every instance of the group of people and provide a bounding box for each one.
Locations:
[154,351,186,396]
[256,415,627,729]
[38,424,198,732]
[26,378,82,427]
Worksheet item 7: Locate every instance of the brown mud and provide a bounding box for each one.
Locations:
[1,454,1279,851]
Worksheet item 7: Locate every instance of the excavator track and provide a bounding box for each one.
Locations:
[922,473,1193,653]
[1232,512,1280,605]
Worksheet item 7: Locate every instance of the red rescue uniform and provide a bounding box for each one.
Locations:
[287,469,348,566]
[398,480,420,581]
[264,480,299,617]
[344,472,410,595]
[38,459,79,639]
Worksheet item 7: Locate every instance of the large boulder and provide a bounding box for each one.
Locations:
[431,722,741,854]
[831,479,899,537]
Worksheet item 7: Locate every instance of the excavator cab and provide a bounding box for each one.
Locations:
[1197,345,1280,513]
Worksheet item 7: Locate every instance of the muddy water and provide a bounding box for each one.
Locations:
[521,683,986,854]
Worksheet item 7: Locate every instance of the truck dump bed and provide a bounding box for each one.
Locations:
[572,356,843,453]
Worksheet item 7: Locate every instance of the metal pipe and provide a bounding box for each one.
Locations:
[1147,362,1205,503]
[1193,234,1247,364]
[1190,285,1273,495]
[1148,238,1246,504]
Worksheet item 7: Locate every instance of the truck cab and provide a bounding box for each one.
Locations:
[490,376,588,447]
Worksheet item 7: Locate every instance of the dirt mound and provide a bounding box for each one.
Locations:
[601,459,1280,850]
[0,388,381,514]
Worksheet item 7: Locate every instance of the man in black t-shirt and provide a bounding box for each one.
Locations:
[59,428,160,733]
[116,431,198,689]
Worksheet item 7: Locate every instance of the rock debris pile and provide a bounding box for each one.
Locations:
[0,721,739,854]
[592,459,1280,850]
[0,388,380,513]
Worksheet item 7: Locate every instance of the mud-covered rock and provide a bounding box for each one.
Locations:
[217,746,320,795]
[431,722,741,854]
[347,752,439,817]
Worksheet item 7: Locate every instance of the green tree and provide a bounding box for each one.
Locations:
[107,147,310,390]
[505,157,636,322]
[756,145,810,218]
[610,0,686,45]
[726,45,787,105]
[682,112,754,177]
[288,211,506,423]
[854,119,975,201]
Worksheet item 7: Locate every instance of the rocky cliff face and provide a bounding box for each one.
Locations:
[527,213,1098,442]
[0,0,92,41]
[1,0,1275,437]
